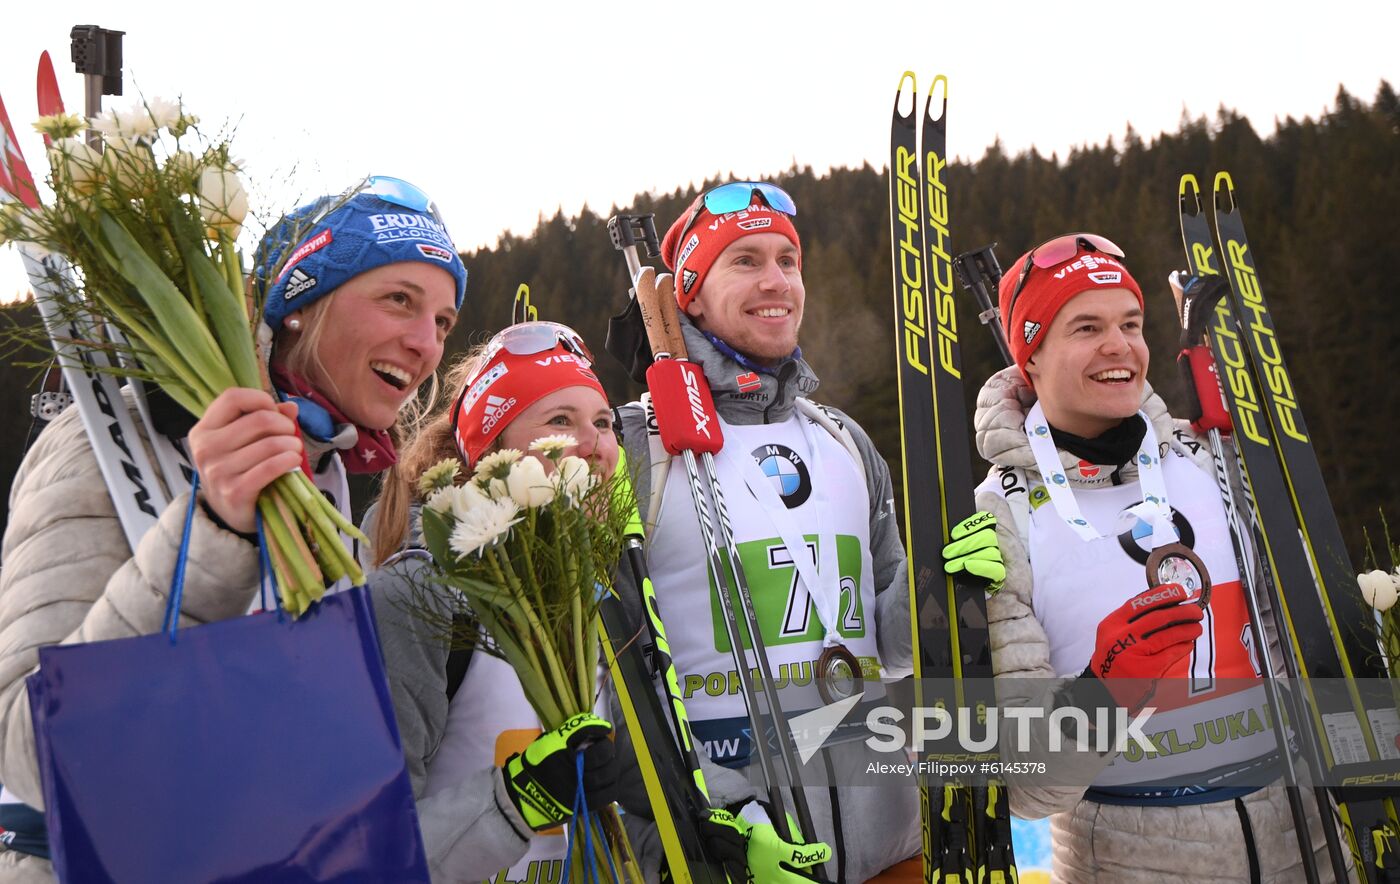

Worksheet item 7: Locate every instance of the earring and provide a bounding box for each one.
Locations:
[287,318,302,331]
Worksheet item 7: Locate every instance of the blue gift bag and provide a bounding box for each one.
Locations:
[25,491,429,882]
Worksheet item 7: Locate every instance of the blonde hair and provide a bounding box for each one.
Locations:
[369,344,490,566]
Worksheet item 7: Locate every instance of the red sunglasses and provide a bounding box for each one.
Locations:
[1006,233,1125,323]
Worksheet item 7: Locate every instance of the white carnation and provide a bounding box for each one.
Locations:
[146,97,181,132]
[448,482,491,520]
[530,434,576,459]
[448,498,522,558]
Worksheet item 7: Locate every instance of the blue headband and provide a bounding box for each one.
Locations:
[256,190,468,329]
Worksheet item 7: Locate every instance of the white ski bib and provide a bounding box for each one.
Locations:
[647,412,882,768]
[985,447,1274,789]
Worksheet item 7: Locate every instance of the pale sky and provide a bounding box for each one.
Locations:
[3,0,1397,302]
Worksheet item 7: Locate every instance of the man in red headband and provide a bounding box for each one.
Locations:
[944,234,1339,880]
[615,182,920,882]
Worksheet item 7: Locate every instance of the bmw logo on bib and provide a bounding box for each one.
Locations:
[752,443,812,509]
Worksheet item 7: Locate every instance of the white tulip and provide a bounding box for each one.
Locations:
[197,166,249,240]
[47,138,102,197]
[165,150,202,188]
[101,138,156,194]
[507,456,556,508]
[1359,570,1399,612]
[554,455,594,502]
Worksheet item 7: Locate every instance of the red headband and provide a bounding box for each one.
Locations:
[660,196,801,309]
[452,343,607,467]
[998,247,1143,379]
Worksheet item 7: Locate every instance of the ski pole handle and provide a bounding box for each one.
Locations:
[953,245,1013,366]
[608,214,662,290]
[634,267,688,361]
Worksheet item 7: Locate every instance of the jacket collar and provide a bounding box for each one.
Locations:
[679,314,821,425]
[973,365,1176,487]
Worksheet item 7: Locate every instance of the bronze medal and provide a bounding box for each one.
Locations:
[1145,542,1212,608]
[816,644,862,705]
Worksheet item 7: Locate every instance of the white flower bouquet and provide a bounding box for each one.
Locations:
[415,437,640,881]
[0,100,364,614]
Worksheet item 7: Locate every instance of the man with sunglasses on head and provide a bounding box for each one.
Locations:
[613,182,920,882]
[944,234,1340,881]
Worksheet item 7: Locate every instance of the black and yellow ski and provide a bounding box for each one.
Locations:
[890,71,1016,884]
[1179,172,1400,882]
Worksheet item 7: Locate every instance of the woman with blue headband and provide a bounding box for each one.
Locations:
[0,177,467,880]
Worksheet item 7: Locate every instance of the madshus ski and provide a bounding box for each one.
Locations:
[889,72,1016,884]
[0,63,187,552]
[1178,172,1400,882]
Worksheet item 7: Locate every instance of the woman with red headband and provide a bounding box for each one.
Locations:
[365,322,628,883]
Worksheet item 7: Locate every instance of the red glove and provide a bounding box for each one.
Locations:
[1088,583,1204,711]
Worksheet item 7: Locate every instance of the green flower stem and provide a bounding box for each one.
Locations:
[264,491,323,614]
[485,547,570,712]
[275,474,364,586]
[283,470,368,544]
[96,212,235,392]
[484,617,566,726]
[257,496,317,608]
[477,555,549,678]
[183,238,259,389]
[63,252,221,407]
[571,581,588,709]
[218,236,245,317]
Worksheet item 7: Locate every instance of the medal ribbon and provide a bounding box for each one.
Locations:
[1024,401,1177,549]
[722,417,844,647]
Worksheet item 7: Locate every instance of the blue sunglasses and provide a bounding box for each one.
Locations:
[360,175,444,225]
[675,181,797,247]
[701,181,796,216]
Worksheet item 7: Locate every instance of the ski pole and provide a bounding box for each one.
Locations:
[600,470,729,883]
[1174,269,1330,884]
[952,245,1012,366]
